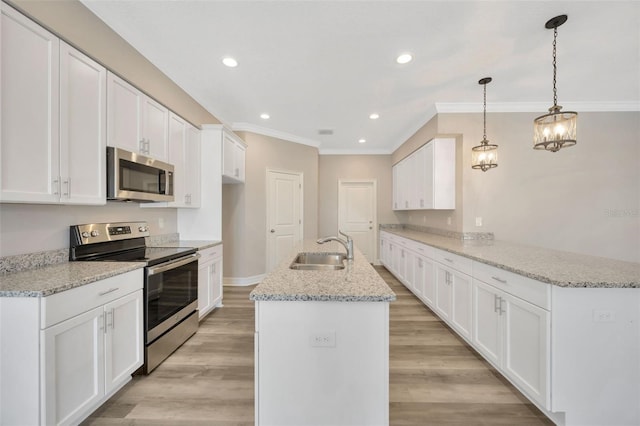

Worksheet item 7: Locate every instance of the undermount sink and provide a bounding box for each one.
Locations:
[289,252,347,270]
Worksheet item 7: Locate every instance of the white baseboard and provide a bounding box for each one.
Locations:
[223,274,266,286]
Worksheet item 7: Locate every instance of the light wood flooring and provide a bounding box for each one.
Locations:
[83,266,552,425]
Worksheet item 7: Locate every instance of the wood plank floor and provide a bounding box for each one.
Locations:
[83,266,552,425]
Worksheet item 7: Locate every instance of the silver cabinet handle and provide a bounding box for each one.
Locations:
[62,179,69,196]
[492,276,507,284]
[494,294,500,313]
[444,258,454,263]
[99,287,119,296]
[53,178,60,195]
[500,297,506,315]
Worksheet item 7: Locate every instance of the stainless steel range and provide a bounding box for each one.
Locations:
[70,222,199,373]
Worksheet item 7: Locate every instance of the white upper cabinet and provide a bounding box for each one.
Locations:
[59,41,107,205]
[1,4,60,203]
[222,129,246,184]
[1,4,106,205]
[392,137,456,210]
[184,124,202,207]
[107,72,168,161]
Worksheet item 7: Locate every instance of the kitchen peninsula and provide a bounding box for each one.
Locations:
[250,240,395,426]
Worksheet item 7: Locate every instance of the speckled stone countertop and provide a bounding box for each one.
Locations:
[0,261,145,297]
[153,240,222,250]
[250,240,396,302]
[380,228,640,288]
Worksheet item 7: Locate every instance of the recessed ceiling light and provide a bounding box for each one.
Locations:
[260,113,270,119]
[369,113,380,120]
[358,139,366,144]
[396,53,413,64]
[222,57,238,67]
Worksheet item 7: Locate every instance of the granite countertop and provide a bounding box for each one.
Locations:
[381,228,640,288]
[154,240,222,250]
[250,240,396,302]
[0,261,145,297]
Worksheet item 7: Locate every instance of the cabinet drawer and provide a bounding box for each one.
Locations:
[406,240,433,258]
[199,244,222,262]
[473,261,550,310]
[41,269,143,329]
[432,248,473,276]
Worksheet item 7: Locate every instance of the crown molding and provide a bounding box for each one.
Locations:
[231,122,321,148]
[435,101,640,113]
[319,148,392,155]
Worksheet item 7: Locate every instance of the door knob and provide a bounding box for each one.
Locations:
[270,229,275,233]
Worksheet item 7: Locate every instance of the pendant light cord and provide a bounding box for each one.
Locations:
[552,26,558,108]
[483,82,487,142]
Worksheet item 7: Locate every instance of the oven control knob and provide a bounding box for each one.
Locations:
[81,231,90,238]
[138,226,148,233]
[90,230,100,237]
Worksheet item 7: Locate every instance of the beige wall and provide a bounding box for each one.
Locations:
[0,203,177,256]
[391,115,439,165]
[7,0,219,127]
[318,155,402,260]
[222,133,319,279]
[394,111,640,263]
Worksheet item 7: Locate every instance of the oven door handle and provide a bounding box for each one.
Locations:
[147,253,200,276]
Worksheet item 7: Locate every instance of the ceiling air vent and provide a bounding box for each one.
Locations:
[318,129,334,135]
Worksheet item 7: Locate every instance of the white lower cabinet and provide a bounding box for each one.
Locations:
[0,269,143,426]
[473,278,550,409]
[198,245,223,319]
[434,262,473,340]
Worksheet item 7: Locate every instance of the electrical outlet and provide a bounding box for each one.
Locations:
[593,310,616,322]
[447,216,452,225]
[158,218,165,229]
[423,215,426,223]
[310,331,336,347]
[475,217,483,227]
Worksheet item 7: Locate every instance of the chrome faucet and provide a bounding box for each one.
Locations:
[317,230,354,261]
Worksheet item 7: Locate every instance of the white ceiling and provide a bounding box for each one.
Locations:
[81,1,639,154]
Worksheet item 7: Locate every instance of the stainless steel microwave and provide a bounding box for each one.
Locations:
[107,147,174,202]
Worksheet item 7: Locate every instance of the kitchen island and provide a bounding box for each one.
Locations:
[250,240,395,426]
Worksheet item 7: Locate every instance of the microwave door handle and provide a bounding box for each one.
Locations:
[147,253,200,276]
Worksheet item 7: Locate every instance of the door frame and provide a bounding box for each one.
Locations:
[338,178,378,262]
[266,169,304,271]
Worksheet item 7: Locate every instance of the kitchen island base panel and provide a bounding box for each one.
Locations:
[255,300,389,426]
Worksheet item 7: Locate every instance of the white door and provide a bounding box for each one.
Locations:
[338,179,377,263]
[266,170,302,272]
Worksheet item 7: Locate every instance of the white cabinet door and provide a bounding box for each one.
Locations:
[222,130,246,183]
[1,4,60,203]
[107,72,143,154]
[198,259,214,319]
[184,124,201,208]
[435,264,452,321]
[142,96,169,161]
[502,292,550,409]
[41,306,105,426]
[418,254,436,307]
[392,166,399,210]
[412,253,425,299]
[432,138,456,209]
[472,279,502,366]
[104,290,143,394]
[450,269,472,340]
[421,143,435,209]
[59,41,106,205]
[211,255,223,308]
[412,146,428,209]
[168,112,187,205]
[198,245,223,319]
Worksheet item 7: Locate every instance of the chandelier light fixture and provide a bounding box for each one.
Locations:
[533,14,577,152]
[471,77,498,172]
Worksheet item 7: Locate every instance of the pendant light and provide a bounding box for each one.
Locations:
[533,14,577,152]
[471,77,498,172]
